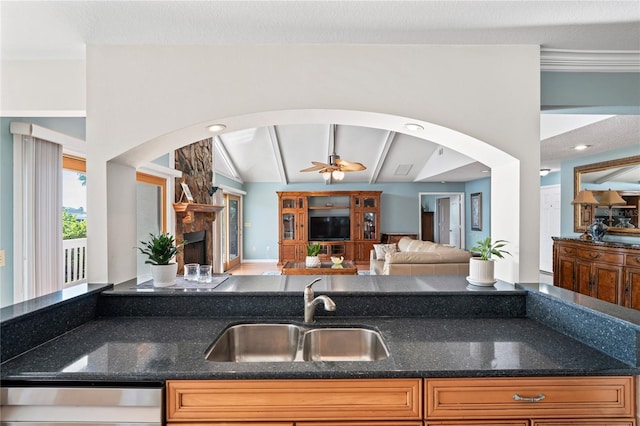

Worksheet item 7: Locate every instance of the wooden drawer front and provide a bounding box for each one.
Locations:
[301,422,423,426]
[557,245,577,256]
[577,249,623,264]
[167,379,421,422]
[625,253,640,267]
[168,423,293,426]
[425,377,634,419]
[532,420,635,426]
[427,422,527,426]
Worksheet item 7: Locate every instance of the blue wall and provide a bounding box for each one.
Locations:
[464,178,491,249]
[242,181,466,259]
[541,72,640,114]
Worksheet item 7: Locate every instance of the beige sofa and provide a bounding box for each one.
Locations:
[370,236,472,275]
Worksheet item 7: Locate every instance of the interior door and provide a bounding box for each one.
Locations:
[449,194,461,248]
[224,194,241,271]
[540,185,561,273]
[437,198,450,245]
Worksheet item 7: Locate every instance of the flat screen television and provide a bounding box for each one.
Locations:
[308,216,350,241]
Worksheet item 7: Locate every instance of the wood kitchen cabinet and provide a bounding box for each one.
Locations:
[167,378,420,424]
[167,376,634,426]
[425,376,634,423]
[553,238,640,309]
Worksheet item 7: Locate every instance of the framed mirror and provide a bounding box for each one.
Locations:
[574,155,640,236]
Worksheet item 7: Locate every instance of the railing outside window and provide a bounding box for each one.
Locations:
[63,238,87,287]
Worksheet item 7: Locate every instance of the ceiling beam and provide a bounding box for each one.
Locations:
[214,136,243,183]
[369,131,396,184]
[267,126,288,184]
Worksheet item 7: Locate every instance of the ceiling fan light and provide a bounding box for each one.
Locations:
[322,171,331,181]
[332,170,345,181]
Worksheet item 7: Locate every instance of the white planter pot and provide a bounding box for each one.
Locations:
[467,258,496,286]
[150,263,178,287]
[305,256,321,268]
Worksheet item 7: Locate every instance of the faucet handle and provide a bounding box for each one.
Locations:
[305,277,322,292]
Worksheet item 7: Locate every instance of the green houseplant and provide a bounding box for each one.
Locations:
[138,233,185,287]
[305,243,322,267]
[468,237,511,286]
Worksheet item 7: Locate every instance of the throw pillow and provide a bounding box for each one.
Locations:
[373,243,397,260]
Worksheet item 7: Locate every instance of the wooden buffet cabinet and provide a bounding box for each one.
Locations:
[277,191,382,264]
[166,376,635,425]
[553,238,640,310]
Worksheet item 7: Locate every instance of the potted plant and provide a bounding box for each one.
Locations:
[305,243,322,267]
[138,233,185,287]
[468,237,510,286]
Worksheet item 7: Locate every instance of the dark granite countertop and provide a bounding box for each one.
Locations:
[1,275,639,383]
[0,315,633,383]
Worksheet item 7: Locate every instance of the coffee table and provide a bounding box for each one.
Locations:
[282,261,358,275]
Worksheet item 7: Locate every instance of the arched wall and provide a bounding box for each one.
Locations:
[86,45,540,284]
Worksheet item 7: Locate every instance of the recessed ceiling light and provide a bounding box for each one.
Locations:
[574,144,590,151]
[404,123,424,132]
[207,124,226,132]
[481,169,490,173]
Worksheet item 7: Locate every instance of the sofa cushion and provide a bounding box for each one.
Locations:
[385,250,471,264]
[373,243,397,260]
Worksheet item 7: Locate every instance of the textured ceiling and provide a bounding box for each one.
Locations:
[2,1,639,59]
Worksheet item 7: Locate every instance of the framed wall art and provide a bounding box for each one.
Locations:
[471,192,482,231]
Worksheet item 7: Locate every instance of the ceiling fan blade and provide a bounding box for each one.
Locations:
[300,161,331,172]
[336,158,366,171]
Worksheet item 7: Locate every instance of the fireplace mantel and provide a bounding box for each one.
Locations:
[173,202,224,222]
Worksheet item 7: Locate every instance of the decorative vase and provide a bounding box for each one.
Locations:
[150,263,178,287]
[589,218,608,242]
[305,256,321,268]
[467,258,496,286]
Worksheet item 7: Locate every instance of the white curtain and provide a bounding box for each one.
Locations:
[14,135,63,301]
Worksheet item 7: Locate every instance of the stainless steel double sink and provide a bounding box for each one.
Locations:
[205,323,389,362]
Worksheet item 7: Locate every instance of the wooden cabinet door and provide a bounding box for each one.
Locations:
[624,267,640,309]
[591,262,624,304]
[555,255,576,291]
[575,259,594,296]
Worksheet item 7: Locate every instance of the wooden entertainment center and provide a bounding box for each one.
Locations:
[277,191,381,264]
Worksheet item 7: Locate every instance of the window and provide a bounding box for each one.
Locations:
[62,155,87,287]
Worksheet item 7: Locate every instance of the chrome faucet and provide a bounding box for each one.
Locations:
[304,278,336,323]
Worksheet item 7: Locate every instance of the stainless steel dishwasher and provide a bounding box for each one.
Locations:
[0,386,163,425]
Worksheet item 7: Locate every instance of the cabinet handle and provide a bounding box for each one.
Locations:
[513,393,545,402]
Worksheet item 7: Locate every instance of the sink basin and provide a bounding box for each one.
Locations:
[204,323,389,362]
[302,328,389,361]
[204,323,300,362]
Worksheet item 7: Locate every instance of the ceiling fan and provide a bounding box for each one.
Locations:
[299,125,366,182]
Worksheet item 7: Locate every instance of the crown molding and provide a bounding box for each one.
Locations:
[541,49,640,72]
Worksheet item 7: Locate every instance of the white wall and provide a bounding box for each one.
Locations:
[1,60,85,116]
[82,44,539,284]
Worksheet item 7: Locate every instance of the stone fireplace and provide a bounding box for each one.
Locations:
[174,138,224,274]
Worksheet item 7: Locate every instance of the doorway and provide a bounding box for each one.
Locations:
[419,192,465,249]
[223,194,242,271]
[540,185,561,273]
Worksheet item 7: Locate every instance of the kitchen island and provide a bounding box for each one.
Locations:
[2,275,639,423]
